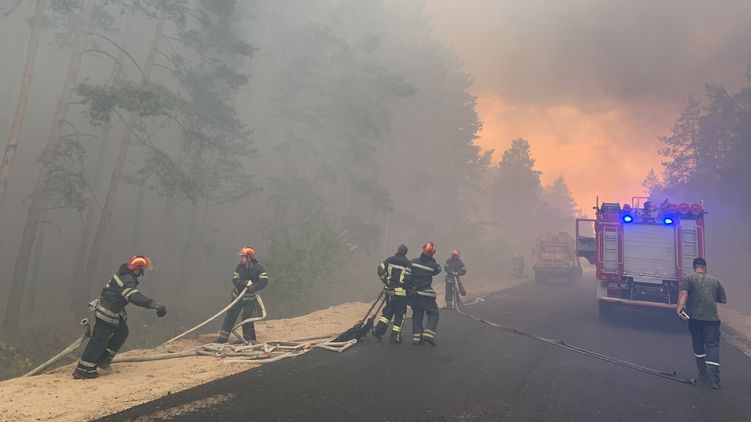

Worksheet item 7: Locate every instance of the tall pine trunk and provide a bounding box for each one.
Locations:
[69,124,111,314]
[0,0,45,204]
[78,16,165,305]
[3,0,96,330]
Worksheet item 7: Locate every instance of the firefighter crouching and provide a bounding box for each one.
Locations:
[444,249,466,310]
[373,244,412,344]
[216,246,269,344]
[73,256,166,379]
[408,242,442,345]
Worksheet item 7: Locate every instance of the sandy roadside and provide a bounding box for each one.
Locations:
[0,276,526,422]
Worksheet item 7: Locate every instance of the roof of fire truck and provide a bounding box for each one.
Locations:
[595,199,705,225]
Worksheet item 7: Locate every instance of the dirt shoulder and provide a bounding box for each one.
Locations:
[0,277,525,422]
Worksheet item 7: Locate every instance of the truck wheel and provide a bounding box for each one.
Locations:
[598,301,615,318]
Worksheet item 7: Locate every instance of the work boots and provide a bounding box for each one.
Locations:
[389,331,402,344]
[706,364,721,389]
[372,321,387,341]
[72,369,98,380]
[694,358,709,384]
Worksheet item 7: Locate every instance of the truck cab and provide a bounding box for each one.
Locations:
[533,232,582,284]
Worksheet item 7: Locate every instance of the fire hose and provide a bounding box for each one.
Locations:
[450,283,696,385]
[24,288,354,377]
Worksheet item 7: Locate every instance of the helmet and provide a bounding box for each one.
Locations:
[128,256,153,271]
[238,246,256,259]
[451,249,460,258]
[422,242,436,256]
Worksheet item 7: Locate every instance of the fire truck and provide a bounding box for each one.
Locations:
[575,197,706,317]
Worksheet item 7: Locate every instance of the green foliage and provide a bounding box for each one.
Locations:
[0,342,33,380]
[77,81,178,125]
[38,138,88,211]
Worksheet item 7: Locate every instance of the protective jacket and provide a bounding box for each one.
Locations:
[408,253,441,297]
[377,253,412,297]
[96,264,155,324]
[444,257,467,280]
[231,260,269,300]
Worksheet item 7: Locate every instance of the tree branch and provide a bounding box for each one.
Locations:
[85,32,147,80]
[0,0,24,18]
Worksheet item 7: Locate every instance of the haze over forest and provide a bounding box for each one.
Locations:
[1,0,750,378]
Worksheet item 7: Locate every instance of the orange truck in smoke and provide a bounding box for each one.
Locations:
[533,232,582,284]
[575,197,706,318]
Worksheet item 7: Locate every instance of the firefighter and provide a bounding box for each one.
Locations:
[373,244,412,344]
[408,242,442,345]
[677,257,727,389]
[444,249,467,310]
[216,246,269,344]
[73,256,166,379]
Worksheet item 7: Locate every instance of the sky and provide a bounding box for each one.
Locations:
[425,0,751,212]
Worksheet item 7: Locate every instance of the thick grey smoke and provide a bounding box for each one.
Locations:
[427,0,751,107]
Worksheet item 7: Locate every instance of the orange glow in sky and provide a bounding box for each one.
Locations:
[474,95,672,215]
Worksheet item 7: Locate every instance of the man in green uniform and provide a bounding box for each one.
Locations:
[676,257,727,389]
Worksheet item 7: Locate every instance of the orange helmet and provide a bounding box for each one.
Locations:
[422,242,436,257]
[128,255,153,271]
[238,246,256,259]
[451,249,461,258]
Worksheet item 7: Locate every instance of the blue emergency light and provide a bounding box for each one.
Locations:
[623,215,633,223]
[663,217,674,225]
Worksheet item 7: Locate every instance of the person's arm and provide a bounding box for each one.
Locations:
[456,260,467,276]
[377,261,388,284]
[676,276,690,320]
[249,266,269,292]
[716,282,727,304]
[231,265,246,289]
[432,261,442,276]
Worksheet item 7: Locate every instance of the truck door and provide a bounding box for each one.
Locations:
[575,218,596,265]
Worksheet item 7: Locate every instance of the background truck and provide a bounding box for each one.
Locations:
[533,232,582,284]
[576,197,706,318]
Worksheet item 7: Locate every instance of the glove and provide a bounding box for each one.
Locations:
[153,303,167,317]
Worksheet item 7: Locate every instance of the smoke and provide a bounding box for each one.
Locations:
[426,0,751,209]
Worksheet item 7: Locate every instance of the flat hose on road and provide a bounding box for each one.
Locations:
[452,285,695,385]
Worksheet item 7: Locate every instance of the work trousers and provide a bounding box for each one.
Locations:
[409,295,440,343]
[374,295,407,336]
[688,319,721,384]
[75,317,129,376]
[219,297,262,342]
[445,280,458,309]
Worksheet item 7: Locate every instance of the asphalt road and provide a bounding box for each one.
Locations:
[100,277,751,422]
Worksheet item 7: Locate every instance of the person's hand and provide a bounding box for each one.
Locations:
[245,280,254,288]
[676,307,688,321]
[154,303,167,317]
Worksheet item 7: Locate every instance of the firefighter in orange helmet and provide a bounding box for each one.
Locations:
[215,246,269,343]
[74,256,166,379]
[408,242,442,345]
[444,249,467,309]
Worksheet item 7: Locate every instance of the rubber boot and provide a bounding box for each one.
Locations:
[694,358,708,383]
[389,331,402,344]
[72,368,98,380]
[411,333,422,345]
[706,364,721,389]
[372,321,387,341]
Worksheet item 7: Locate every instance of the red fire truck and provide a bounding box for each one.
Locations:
[575,197,706,317]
